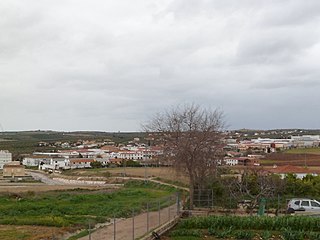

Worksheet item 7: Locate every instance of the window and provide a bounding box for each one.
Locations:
[294,201,300,205]
[301,201,310,207]
[311,201,320,207]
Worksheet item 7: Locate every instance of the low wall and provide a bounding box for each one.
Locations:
[53,177,120,186]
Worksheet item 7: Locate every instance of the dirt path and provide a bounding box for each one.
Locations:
[78,204,179,240]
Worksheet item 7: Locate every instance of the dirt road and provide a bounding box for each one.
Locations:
[27,171,62,185]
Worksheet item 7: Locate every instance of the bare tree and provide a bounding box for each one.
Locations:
[223,168,284,214]
[144,104,225,209]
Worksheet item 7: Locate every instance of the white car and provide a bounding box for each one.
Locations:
[287,198,320,213]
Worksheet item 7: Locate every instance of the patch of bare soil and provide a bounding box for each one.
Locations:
[264,153,320,166]
[0,225,72,240]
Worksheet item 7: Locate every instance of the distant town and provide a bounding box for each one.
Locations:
[1,129,320,180]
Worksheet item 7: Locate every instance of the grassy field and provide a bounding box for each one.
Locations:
[0,181,176,240]
[285,147,320,154]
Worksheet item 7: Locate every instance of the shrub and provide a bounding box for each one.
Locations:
[234,230,255,240]
[169,229,202,237]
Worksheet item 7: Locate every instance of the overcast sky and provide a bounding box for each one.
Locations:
[0,0,320,131]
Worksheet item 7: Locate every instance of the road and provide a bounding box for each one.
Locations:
[26,170,62,185]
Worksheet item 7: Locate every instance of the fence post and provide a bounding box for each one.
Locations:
[277,194,280,216]
[88,221,91,240]
[176,192,180,216]
[147,202,149,232]
[132,209,135,240]
[158,200,161,226]
[114,215,116,240]
[211,189,214,209]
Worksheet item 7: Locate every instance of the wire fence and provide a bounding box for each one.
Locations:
[193,188,293,216]
[78,193,181,240]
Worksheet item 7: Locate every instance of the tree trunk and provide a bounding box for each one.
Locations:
[189,181,194,210]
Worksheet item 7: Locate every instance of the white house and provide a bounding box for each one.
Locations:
[95,158,109,166]
[224,158,238,166]
[69,158,94,169]
[23,156,51,167]
[0,150,12,169]
[39,158,70,171]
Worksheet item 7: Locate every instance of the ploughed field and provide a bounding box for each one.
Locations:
[0,181,176,240]
[165,215,320,240]
[263,153,320,166]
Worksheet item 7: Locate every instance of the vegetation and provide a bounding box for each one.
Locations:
[90,161,103,168]
[167,216,320,239]
[0,181,176,228]
[285,147,320,154]
[191,172,320,212]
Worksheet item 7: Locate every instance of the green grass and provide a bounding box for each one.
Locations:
[0,181,176,228]
[285,148,320,154]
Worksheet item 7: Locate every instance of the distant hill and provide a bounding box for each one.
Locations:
[0,131,146,156]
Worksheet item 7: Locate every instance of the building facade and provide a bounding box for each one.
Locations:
[0,150,12,169]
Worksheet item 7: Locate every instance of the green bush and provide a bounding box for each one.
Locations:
[208,226,233,238]
[260,230,272,240]
[178,215,320,232]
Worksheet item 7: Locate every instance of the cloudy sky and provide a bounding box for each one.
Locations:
[0,0,320,131]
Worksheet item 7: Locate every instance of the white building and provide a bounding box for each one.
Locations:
[39,158,70,171]
[69,158,94,169]
[291,135,320,147]
[224,158,238,166]
[119,151,144,160]
[23,157,38,167]
[0,150,12,169]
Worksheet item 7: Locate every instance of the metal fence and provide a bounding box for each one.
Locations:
[193,188,291,215]
[80,193,180,240]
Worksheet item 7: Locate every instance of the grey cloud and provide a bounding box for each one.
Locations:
[259,0,320,26]
[1,0,320,131]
